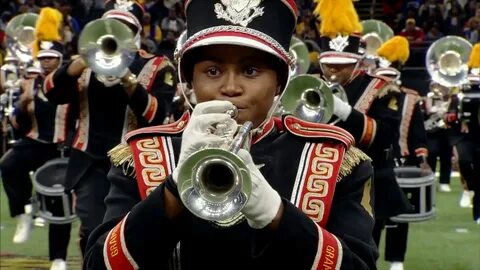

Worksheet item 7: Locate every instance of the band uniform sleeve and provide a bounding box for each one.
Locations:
[253,160,377,270]
[84,170,182,270]
[42,62,79,105]
[409,103,428,158]
[339,100,401,151]
[127,63,177,126]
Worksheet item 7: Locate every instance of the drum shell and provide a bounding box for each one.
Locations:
[391,166,436,223]
[32,158,77,224]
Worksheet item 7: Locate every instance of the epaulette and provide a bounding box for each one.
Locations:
[283,115,355,148]
[108,112,189,174]
[337,146,371,181]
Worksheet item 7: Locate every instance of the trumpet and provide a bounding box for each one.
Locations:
[177,112,253,226]
[78,18,138,84]
[280,74,348,123]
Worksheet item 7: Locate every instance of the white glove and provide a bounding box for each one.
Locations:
[172,100,237,183]
[333,95,352,121]
[237,149,282,229]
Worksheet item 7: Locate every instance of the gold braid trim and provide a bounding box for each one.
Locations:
[108,143,136,177]
[337,146,371,181]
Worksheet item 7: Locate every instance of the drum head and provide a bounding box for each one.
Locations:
[33,158,69,193]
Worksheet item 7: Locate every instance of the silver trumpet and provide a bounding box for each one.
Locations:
[78,18,138,84]
[279,74,347,123]
[177,113,253,224]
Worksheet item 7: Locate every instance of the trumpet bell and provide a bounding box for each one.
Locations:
[281,75,334,123]
[361,20,394,57]
[78,18,137,77]
[426,36,472,87]
[177,148,251,223]
[290,37,310,75]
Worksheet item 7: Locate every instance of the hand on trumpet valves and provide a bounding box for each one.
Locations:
[237,149,282,229]
[332,94,352,121]
[172,100,239,183]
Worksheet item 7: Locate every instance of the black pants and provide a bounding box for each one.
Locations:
[455,138,480,220]
[373,220,409,262]
[69,152,111,257]
[427,131,452,184]
[0,138,71,260]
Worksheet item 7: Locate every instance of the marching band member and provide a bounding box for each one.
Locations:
[84,0,378,269]
[373,35,431,270]
[0,7,76,270]
[448,43,480,224]
[423,81,453,193]
[42,0,176,255]
[313,0,412,243]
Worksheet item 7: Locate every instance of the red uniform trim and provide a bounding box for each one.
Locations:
[104,214,139,270]
[311,223,343,270]
[43,71,55,93]
[125,111,190,141]
[359,116,376,148]
[283,115,354,148]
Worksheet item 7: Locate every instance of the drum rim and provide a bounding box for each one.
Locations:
[32,157,69,194]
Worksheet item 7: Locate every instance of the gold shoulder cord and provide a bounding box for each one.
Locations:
[337,146,372,182]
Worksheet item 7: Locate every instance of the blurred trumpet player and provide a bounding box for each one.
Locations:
[83,0,378,269]
[446,43,480,224]
[42,0,176,256]
[314,0,412,247]
[423,82,453,192]
[372,36,432,270]
[0,9,77,269]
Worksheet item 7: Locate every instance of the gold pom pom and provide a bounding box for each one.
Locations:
[314,0,362,38]
[468,43,480,69]
[377,36,410,65]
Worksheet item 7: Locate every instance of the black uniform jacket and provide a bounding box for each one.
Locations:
[13,76,76,144]
[84,114,379,270]
[335,71,410,218]
[394,88,428,165]
[43,50,176,189]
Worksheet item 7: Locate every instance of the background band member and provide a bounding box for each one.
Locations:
[84,0,378,269]
[423,82,453,192]
[447,43,480,223]
[42,0,176,256]
[374,35,431,270]
[0,8,76,270]
[313,0,412,246]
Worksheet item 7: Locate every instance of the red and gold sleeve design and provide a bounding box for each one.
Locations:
[103,213,139,270]
[359,115,377,148]
[311,223,343,270]
[141,94,159,123]
[43,70,56,94]
[415,147,428,158]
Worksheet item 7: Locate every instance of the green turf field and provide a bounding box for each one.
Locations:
[0,177,479,269]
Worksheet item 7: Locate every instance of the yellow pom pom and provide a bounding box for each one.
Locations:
[468,43,480,69]
[314,0,362,38]
[377,36,410,65]
[35,7,63,42]
[33,7,63,58]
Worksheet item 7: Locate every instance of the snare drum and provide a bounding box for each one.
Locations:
[390,166,436,223]
[31,158,77,224]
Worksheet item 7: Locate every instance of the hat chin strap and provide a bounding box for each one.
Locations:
[320,61,361,85]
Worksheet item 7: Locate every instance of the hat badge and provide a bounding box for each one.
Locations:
[329,35,349,52]
[214,0,264,27]
[114,0,134,11]
[40,41,54,50]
